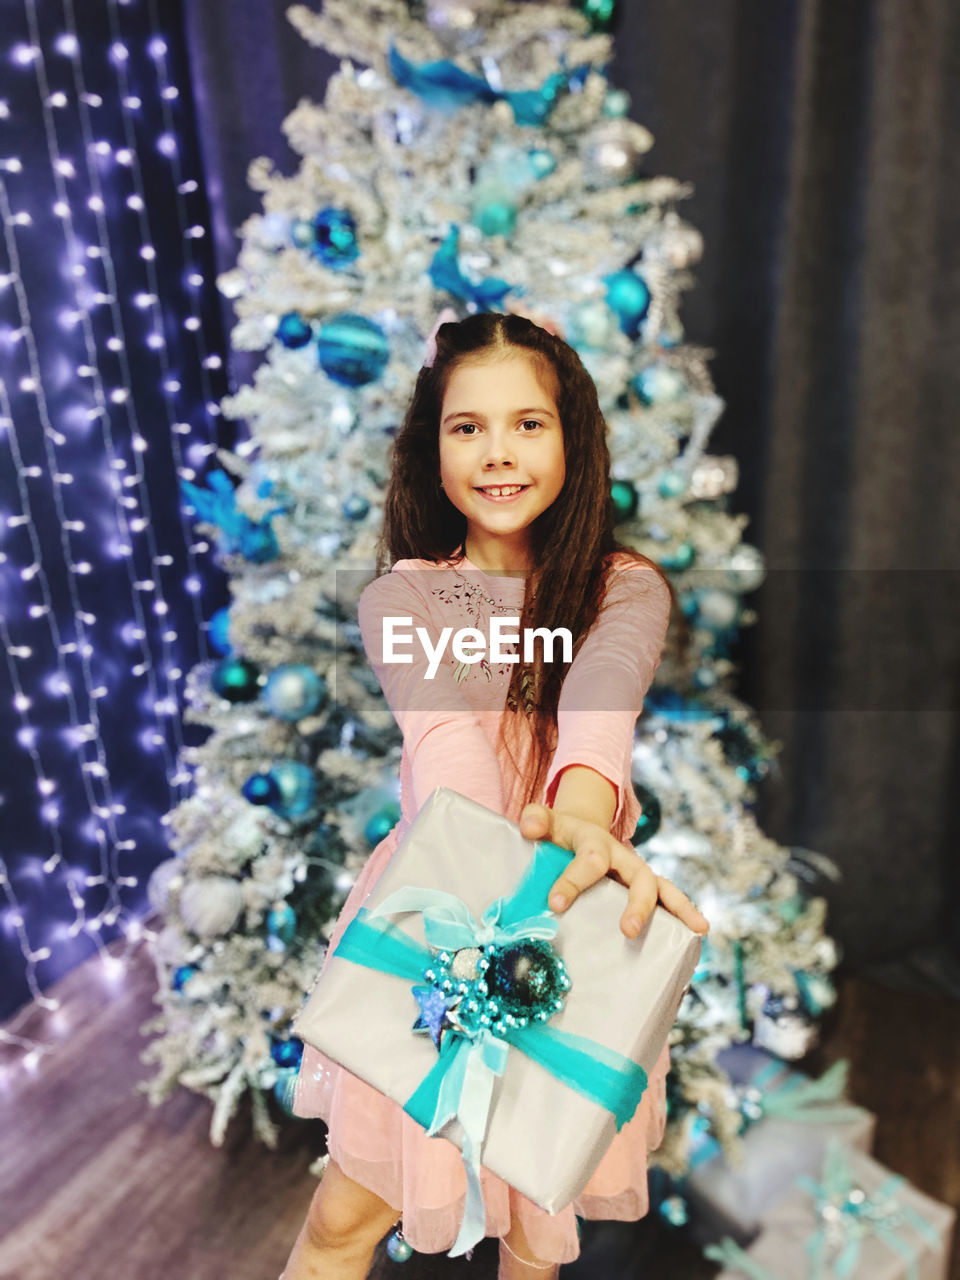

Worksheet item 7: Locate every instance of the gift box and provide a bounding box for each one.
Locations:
[684,1043,876,1247]
[705,1140,956,1280]
[292,786,702,1256]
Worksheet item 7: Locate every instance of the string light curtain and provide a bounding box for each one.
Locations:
[0,0,229,1076]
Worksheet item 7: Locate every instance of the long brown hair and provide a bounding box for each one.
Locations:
[377,310,685,811]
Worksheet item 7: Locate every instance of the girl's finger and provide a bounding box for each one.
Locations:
[656,875,710,935]
[621,862,659,937]
[548,836,613,911]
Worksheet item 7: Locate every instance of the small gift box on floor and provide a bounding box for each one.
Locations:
[684,1042,877,1246]
[704,1139,956,1280]
[292,786,702,1257]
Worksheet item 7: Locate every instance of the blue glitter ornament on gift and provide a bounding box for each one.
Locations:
[317,313,389,387]
[310,207,359,268]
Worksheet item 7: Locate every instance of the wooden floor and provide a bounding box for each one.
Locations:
[1,936,957,1280]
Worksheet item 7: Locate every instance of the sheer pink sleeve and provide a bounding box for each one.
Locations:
[543,563,671,831]
[357,568,505,815]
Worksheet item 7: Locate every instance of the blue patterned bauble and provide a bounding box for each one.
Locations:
[267,902,297,950]
[658,470,687,499]
[207,606,232,655]
[632,363,686,406]
[275,311,313,349]
[172,964,197,992]
[263,664,326,721]
[342,494,370,521]
[364,802,401,846]
[272,1065,300,1116]
[270,761,318,817]
[630,783,661,845]
[604,269,651,338]
[212,656,261,703]
[610,478,638,520]
[270,1036,304,1068]
[527,148,556,179]
[310,206,359,268]
[242,771,282,808]
[386,1228,414,1262]
[317,313,389,387]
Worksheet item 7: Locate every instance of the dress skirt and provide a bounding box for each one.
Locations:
[292,823,671,1266]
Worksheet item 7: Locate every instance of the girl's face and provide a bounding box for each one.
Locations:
[438,351,565,572]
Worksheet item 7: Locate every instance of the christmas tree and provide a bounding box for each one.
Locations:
[141,0,841,1191]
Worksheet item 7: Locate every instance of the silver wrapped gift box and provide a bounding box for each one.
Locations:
[293,786,701,1251]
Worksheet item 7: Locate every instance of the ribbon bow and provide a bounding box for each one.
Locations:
[330,838,650,1257]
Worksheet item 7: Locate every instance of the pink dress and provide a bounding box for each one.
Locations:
[293,548,674,1264]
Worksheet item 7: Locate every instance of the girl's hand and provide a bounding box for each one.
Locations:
[519,803,709,939]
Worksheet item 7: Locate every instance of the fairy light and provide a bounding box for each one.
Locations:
[1,5,226,1078]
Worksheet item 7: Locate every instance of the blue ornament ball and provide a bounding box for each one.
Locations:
[270,761,318,818]
[311,206,359,268]
[263,664,326,721]
[364,802,401,846]
[242,771,282,808]
[317,313,389,387]
[238,521,280,564]
[567,301,618,349]
[610,478,638,521]
[386,1229,414,1262]
[207,606,232,656]
[660,542,695,572]
[658,1194,689,1228]
[276,311,313,349]
[658,469,687,499]
[528,148,556,179]
[172,964,197,992]
[342,494,370,521]
[270,1036,304,1068]
[604,269,651,337]
[272,1066,300,1116]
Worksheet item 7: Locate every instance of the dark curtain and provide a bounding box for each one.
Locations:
[180,0,960,988]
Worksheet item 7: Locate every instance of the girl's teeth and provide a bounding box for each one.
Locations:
[481,486,524,496]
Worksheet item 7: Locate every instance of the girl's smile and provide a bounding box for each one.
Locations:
[439,352,565,572]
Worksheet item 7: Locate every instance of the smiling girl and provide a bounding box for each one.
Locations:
[282,310,708,1280]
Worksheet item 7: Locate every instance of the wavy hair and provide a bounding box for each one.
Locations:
[376,310,686,815]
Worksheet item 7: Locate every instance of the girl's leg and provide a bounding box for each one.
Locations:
[498,1216,561,1280]
[281,1156,402,1280]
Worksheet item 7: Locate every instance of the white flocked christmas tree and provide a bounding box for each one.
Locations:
[140,0,842,1193]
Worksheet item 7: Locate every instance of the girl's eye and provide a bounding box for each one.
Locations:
[454,422,478,435]
[453,420,543,434]
[520,420,543,432]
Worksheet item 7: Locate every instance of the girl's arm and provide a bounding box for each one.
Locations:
[357,569,505,815]
[544,562,671,834]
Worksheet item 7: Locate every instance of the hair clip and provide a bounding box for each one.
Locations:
[422,306,459,368]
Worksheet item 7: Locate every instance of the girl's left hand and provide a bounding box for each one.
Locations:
[519,803,710,939]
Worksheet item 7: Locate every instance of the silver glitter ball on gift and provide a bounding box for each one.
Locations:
[450,946,483,980]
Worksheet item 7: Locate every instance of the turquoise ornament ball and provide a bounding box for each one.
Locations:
[528,148,556,179]
[242,771,282,808]
[311,206,359,268]
[211,656,261,703]
[602,88,631,118]
[263,664,326,721]
[270,1036,304,1068]
[476,197,517,238]
[364,802,402,846]
[567,301,618,349]
[632,363,686,406]
[267,902,297,949]
[610,478,638,520]
[630,783,662,845]
[574,0,620,32]
[658,470,687,499]
[386,1228,414,1262]
[659,543,695,571]
[276,311,313,349]
[317,313,389,387]
[273,1066,300,1116]
[270,761,318,817]
[658,1194,689,1227]
[604,269,651,338]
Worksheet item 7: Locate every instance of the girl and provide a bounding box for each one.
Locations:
[282,311,709,1280]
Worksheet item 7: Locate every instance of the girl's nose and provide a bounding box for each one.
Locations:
[481,431,517,468]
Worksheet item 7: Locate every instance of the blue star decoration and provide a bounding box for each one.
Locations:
[411,984,464,1051]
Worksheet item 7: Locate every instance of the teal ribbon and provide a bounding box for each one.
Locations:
[703,1238,777,1279]
[330,838,650,1257]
